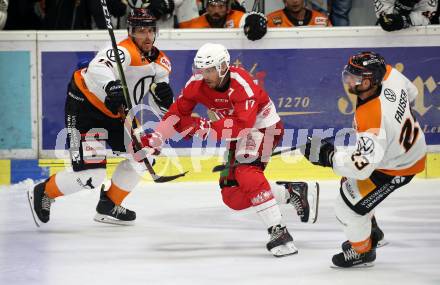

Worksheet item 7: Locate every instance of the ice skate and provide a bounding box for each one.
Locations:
[332,231,380,268]
[27,180,54,227]
[94,185,136,226]
[276,181,319,223]
[266,225,298,257]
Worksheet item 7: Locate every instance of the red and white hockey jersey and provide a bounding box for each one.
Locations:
[333,65,427,180]
[157,66,280,140]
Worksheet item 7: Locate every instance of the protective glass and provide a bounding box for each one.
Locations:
[342,66,363,86]
[129,26,158,41]
[192,64,218,77]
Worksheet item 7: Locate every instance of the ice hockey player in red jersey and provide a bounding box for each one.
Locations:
[301,51,427,267]
[27,8,174,227]
[134,42,320,257]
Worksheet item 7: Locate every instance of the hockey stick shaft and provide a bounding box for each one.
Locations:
[99,0,186,182]
[212,135,340,172]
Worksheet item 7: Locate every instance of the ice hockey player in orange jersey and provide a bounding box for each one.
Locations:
[27,8,174,227]
[301,51,426,267]
[267,0,332,27]
[180,0,268,41]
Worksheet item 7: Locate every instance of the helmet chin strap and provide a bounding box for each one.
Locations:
[216,66,230,88]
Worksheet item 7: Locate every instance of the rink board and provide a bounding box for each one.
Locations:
[0,28,440,160]
[1,153,439,185]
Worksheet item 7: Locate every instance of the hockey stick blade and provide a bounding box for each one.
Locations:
[152,171,188,183]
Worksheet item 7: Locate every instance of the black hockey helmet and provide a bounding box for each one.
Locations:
[205,0,232,9]
[343,51,387,86]
[127,8,157,29]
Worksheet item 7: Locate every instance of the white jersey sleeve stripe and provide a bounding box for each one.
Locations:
[231,71,254,98]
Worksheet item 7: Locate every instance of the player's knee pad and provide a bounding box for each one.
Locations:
[56,168,106,196]
[68,129,108,172]
[334,194,372,242]
[221,186,252,210]
[112,159,143,192]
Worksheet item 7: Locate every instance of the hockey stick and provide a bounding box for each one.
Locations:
[212,134,342,172]
[211,144,301,172]
[100,0,187,183]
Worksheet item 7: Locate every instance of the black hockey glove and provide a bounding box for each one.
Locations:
[148,0,175,19]
[244,12,267,41]
[104,80,126,115]
[378,13,411,31]
[394,0,420,15]
[150,82,174,112]
[300,136,335,168]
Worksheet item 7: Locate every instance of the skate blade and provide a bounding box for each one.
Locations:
[307,182,320,224]
[270,242,298,257]
[93,213,135,226]
[377,239,389,248]
[330,262,375,269]
[27,189,41,228]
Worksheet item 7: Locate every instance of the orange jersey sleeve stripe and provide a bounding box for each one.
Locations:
[378,154,426,176]
[74,70,121,119]
[355,97,382,135]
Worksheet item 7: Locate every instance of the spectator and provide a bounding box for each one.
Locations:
[127,0,200,28]
[267,0,332,27]
[41,0,127,30]
[330,0,352,26]
[197,0,246,14]
[180,0,267,41]
[4,0,42,29]
[376,0,438,32]
[0,0,7,30]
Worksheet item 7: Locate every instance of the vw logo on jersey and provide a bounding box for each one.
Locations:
[106,48,125,63]
[390,176,405,185]
[356,136,375,155]
[384,88,396,102]
[133,75,155,105]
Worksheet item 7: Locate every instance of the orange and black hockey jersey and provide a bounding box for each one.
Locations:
[267,8,331,27]
[179,10,246,28]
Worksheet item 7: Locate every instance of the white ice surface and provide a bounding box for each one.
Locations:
[0,179,439,285]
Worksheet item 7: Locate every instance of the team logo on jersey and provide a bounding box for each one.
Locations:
[384,88,396,102]
[133,75,154,104]
[314,17,327,25]
[272,16,282,26]
[106,48,125,63]
[390,176,406,185]
[356,136,375,155]
[160,56,171,71]
[225,19,235,28]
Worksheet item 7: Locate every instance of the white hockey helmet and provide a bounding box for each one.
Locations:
[193,43,230,78]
